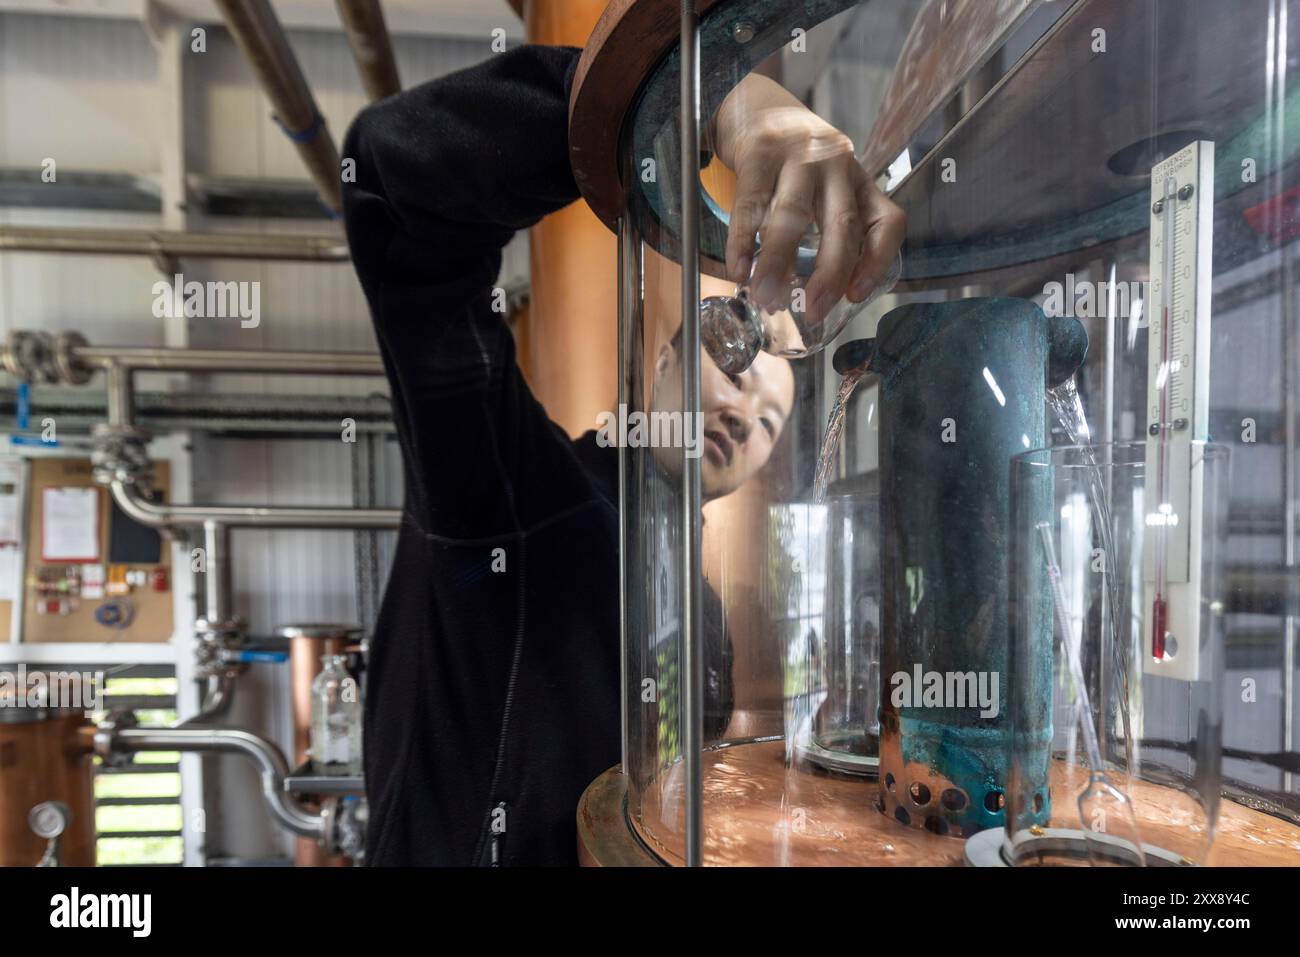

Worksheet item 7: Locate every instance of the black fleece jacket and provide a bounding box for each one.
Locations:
[343,42,732,866]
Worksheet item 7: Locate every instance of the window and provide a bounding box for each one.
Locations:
[91,667,184,866]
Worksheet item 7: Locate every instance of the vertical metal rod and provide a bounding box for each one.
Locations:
[1271,0,1296,794]
[616,217,631,774]
[678,0,704,868]
[1282,251,1297,796]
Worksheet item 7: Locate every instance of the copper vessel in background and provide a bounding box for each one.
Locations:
[0,707,96,866]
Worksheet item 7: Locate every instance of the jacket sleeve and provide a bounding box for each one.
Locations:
[342,44,602,540]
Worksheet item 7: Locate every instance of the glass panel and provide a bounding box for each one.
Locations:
[619,0,1300,866]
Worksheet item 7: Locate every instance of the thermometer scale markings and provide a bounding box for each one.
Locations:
[1144,140,1214,681]
[1152,174,1178,661]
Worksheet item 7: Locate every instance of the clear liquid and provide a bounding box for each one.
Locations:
[1045,379,1139,783]
[813,365,869,503]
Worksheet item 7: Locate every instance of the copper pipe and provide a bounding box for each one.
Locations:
[335,0,401,101]
[515,0,619,438]
[214,0,343,214]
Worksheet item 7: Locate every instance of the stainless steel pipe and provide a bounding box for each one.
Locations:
[103,726,324,839]
[90,349,401,531]
[214,0,344,214]
[203,521,234,624]
[336,0,402,101]
[179,675,238,727]
[110,479,400,531]
[82,346,383,378]
[0,226,348,262]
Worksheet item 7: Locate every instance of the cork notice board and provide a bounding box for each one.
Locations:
[21,458,173,644]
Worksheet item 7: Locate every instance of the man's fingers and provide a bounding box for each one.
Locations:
[848,177,906,302]
[725,155,780,285]
[804,166,863,326]
[751,162,816,313]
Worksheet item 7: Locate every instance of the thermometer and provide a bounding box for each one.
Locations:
[1144,140,1214,681]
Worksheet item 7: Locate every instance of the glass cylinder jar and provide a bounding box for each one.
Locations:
[997,441,1230,866]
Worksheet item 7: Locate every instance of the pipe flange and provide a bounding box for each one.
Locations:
[53,332,93,386]
[194,617,247,640]
[319,796,339,851]
[338,796,368,862]
[91,711,139,767]
[90,423,153,486]
[1,331,27,378]
[194,619,250,677]
[319,796,367,860]
[3,330,58,383]
[34,332,61,384]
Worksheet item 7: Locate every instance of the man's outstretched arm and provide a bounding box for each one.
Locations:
[342,45,596,540]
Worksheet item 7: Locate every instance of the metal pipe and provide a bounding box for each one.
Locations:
[78,346,383,377]
[105,726,323,839]
[203,521,233,624]
[110,479,400,531]
[616,217,632,774]
[0,225,347,262]
[179,674,237,727]
[678,0,703,869]
[335,0,401,101]
[213,0,343,214]
[86,346,400,531]
[104,363,134,429]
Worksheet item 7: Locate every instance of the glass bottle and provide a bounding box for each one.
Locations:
[699,230,901,375]
[310,654,362,774]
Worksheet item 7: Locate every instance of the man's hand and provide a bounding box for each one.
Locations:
[710,73,905,327]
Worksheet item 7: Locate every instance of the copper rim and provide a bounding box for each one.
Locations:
[568,0,726,230]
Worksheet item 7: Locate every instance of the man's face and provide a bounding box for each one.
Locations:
[650,340,796,501]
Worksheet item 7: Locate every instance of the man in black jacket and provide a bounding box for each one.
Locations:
[342,43,903,865]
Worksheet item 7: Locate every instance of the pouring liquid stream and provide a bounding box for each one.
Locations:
[814,363,870,503]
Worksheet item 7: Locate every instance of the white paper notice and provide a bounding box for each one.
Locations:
[42,487,99,562]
